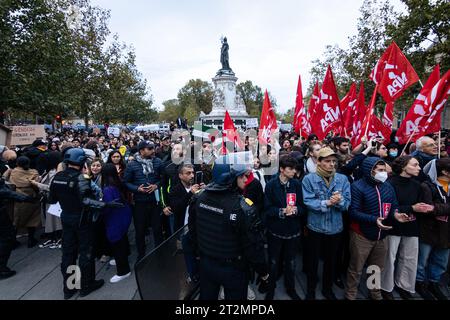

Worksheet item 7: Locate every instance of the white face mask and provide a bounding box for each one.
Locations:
[374,171,388,183]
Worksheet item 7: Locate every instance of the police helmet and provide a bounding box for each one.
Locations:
[64,148,87,166]
[212,155,249,186]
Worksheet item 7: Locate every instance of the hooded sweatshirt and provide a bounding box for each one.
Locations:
[349,157,399,241]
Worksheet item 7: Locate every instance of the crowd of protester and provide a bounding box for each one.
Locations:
[0,124,449,300]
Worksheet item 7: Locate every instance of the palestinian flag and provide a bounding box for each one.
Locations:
[192,123,219,142]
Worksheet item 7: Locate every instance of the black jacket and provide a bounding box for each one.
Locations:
[168,182,195,231]
[419,180,450,248]
[243,178,264,216]
[387,175,423,237]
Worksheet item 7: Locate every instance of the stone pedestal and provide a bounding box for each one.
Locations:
[199,69,250,129]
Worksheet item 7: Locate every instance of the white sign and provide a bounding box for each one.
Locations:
[107,127,120,137]
[246,118,259,128]
[9,125,46,146]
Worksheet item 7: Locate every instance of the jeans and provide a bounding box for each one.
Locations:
[267,233,299,291]
[416,241,450,283]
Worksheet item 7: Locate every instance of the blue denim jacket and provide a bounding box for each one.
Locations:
[302,172,351,235]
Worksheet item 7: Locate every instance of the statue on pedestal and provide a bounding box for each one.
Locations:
[220,37,232,73]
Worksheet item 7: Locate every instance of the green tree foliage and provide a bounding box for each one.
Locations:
[0,0,156,126]
[177,79,213,116]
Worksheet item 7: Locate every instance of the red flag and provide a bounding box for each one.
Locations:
[396,65,441,144]
[293,75,310,138]
[259,90,278,144]
[381,102,394,139]
[366,115,391,142]
[370,42,419,103]
[411,69,450,141]
[350,82,366,145]
[341,83,357,137]
[222,110,243,154]
[308,81,320,135]
[314,65,343,140]
[354,84,378,146]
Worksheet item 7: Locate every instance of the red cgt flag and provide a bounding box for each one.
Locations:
[314,65,343,140]
[222,110,244,155]
[293,75,311,138]
[396,65,441,144]
[341,83,357,137]
[370,41,419,103]
[259,90,278,144]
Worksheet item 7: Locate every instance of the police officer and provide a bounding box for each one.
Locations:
[0,178,32,280]
[188,155,269,300]
[48,148,122,299]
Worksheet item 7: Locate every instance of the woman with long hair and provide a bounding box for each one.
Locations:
[101,163,132,283]
[107,151,126,180]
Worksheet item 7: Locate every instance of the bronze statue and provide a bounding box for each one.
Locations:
[220,37,231,71]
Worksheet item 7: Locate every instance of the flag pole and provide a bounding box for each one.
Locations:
[400,125,417,156]
[438,130,441,159]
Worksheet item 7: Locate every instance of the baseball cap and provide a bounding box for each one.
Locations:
[318,147,337,160]
[137,141,154,151]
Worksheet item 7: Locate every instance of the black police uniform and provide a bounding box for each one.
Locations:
[188,187,267,300]
[0,179,30,278]
[49,167,107,296]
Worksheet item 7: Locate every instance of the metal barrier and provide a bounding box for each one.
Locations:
[134,225,199,300]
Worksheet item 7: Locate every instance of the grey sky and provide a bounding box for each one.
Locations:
[91,0,404,114]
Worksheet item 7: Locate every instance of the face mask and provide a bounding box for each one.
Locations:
[374,171,388,183]
[389,151,398,158]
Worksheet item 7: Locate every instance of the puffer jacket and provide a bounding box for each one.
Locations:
[123,156,163,203]
[349,157,399,241]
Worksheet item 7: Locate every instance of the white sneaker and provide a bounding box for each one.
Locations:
[39,240,53,248]
[109,259,116,266]
[110,272,131,283]
[218,286,225,300]
[247,285,256,300]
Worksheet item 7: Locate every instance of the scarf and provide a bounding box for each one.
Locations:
[135,154,154,176]
[316,165,335,188]
[306,157,317,174]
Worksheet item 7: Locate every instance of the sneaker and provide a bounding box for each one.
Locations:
[109,259,116,266]
[79,279,105,297]
[286,288,302,300]
[0,268,16,280]
[264,290,275,300]
[247,285,256,300]
[428,282,448,301]
[64,289,78,300]
[394,286,413,300]
[110,272,131,283]
[218,286,225,300]
[381,290,395,300]
[50,239,62,249]
[322,289,337,300]
[39,240,54,249]
[100,255,109,263]
[415,281,436,300]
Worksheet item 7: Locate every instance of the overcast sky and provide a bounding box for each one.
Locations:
[91,0,404,113]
